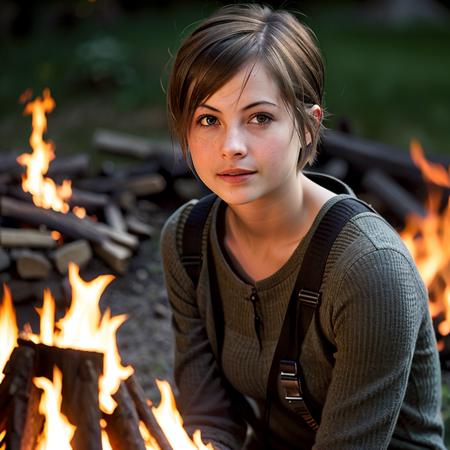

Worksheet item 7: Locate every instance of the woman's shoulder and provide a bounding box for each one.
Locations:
[324,205,428,308]
[160,199,198,257]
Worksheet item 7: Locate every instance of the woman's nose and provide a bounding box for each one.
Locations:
[221,126,247,159]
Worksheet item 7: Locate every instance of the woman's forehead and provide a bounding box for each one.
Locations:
[196,62,282,110]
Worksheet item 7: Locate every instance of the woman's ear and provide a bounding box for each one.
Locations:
[305,105,322,145]
[310,104,322,123]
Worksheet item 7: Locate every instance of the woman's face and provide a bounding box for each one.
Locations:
[187,62,302,206]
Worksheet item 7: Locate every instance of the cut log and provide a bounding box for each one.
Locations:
[94,129,167,160]
[11,250,52,280]
[94,240,132,274]
[361,169,427,221]
[70,188,109,210]
[319,157,349,181]
[125,215,154,238]
[1,345,37,450]
[0,196,108,245]
[70,359,103,450]
[0,228,57,249]
[0,248,11,271]
[126,375,173,450]
[88,219,138,250]
[104,382,146,450]
[4,278,67,306]
[0,173,12,185]
[18,384,44,450]
[104,203,127,232]
[0,151,21,175]
[53,240,92,275]
[322,129,450,184]
[47,154,90,178]
[123,174,166,197]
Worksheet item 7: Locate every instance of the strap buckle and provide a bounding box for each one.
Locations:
[280,360,304,402]
[181,255,202,266]
[298,289,320,308]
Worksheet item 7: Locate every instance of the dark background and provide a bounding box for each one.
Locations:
[1,0,449,164]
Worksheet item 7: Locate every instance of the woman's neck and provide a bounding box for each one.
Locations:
[225,174,310,250]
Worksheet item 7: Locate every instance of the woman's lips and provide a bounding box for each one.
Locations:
[217,169,256,184]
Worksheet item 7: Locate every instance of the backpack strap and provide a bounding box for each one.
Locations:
[181,193,217,287]
[265,197,374,433]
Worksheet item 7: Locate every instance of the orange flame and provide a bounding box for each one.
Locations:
[400,140,450,339]
[0,430,6,450]
[34,366,76,450]
[1,268,212,448]
[0,285,18,383]
[152,380,214,450]
[26,263,133,414]
[16,89,86,217]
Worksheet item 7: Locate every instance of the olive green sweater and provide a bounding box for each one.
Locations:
[160,193,445,450]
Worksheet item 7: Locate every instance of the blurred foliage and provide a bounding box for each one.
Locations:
[0,1,449,158]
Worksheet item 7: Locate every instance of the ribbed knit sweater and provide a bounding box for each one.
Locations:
[160,192,445,450]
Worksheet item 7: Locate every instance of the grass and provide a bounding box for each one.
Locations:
[1,3,449,160]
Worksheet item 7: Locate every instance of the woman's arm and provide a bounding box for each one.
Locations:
[314,246,444,449]
[160,205,247,450]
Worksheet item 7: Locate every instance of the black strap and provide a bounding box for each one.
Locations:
[265,197,374,434]
[181,193,217,287]
[180,192,375,437]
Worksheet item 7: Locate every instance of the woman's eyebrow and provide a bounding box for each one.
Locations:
[198,100,278,113]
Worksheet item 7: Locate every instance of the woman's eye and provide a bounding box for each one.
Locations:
[249,114,272,125]
[198,115,218,127]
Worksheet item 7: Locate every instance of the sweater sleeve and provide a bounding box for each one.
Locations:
[313,247,435,449]
[160,204,247,450]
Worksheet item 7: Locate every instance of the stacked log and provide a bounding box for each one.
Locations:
[0,340,173,450]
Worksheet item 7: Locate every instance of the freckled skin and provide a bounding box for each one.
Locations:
[188,62,301,208]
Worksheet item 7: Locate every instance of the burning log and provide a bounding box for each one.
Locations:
[0,196,107,245]
[104,383,146,450]
[0,345,38,450]
[20,340,104,450]
[126,374,173,450]
[0,228,57,249]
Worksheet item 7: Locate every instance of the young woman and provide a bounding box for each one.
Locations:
[160,4,445,449]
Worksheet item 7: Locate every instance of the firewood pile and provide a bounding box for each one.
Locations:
[0,128,199,306]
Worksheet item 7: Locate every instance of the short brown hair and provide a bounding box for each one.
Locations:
[166,3,325,169]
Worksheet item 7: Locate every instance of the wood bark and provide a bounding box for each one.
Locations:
[104,382,146,450]
[361,169,427,221]
[126,375,173,450]
[322,129,450,184]
[0,196,108,245]
[0,228,57,249]
[0,346,36,450]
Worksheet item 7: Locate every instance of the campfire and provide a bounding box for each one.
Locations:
[399,140,450,353]
[1,88,450,448]
[0,89,168,285]
[0,263,213,450]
